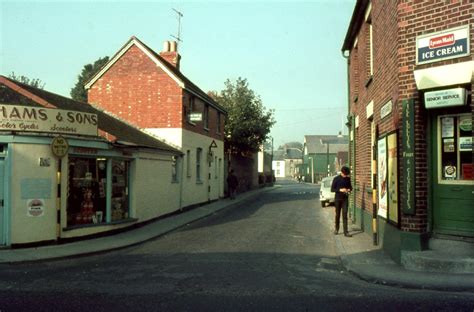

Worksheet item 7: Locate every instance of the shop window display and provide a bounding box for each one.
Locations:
[67,157,107,226]
[439,113,473,181]
[111,160,129,221]
[67,157,130,226]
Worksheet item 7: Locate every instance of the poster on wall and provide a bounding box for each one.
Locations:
[387,133,398,224]
[377,137,388,219]
[441,117,454,138]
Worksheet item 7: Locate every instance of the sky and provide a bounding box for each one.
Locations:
[0,0,355,148]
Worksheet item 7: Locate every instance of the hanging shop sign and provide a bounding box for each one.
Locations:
[0,104,98,136]
[402,100,415,215]
[189,113,202,122]
[416,25,470,65]
[424,88,466,109]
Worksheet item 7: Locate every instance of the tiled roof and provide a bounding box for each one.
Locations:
[85,36,227,114]
[0,76,182,154]
[304,135,349,154]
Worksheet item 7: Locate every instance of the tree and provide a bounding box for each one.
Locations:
[8,72,45,89]
[70,56,109,102]
[210,77,275,155]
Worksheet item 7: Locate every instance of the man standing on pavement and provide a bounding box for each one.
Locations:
[331,166,353,237]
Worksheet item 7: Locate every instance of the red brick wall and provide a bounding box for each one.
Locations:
[88,44,225,141]
[348,0,473,234]
[182,91,225,141]
[88,45,183,129]
[349,0,399,217]
[397,0,474,233]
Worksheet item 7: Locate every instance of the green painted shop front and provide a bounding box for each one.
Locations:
[430,109,473,238]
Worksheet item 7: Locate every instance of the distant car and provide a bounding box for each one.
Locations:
[320,175,337,207]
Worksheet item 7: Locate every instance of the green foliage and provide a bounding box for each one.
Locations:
[70,56,109,102]
[211,77,275,155]
[8,72,45,89]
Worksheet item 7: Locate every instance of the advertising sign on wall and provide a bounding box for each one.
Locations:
[387,133,398,224]
[377,137,388,219]
[0,104,98,136]
[416,25,470,65]
[402,100,415,215]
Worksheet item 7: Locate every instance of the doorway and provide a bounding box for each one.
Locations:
[432,113,474,237]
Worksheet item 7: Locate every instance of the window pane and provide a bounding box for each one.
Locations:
[440,114,473,181]
[112,160,129,220]
[67,157,107,226]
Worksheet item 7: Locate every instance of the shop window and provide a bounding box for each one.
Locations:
[67,157,107,226]
[111,160,130,221]
[439,114,473,182]
[67,157,130,227]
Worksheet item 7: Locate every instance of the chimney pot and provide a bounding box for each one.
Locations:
[170,41,177,52]
[163,41,170,52]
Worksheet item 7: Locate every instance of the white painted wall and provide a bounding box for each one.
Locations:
[272,161,286,178]
[146,127,225,208]
[181,130,225,207]
[10,143,57,244]
[132,151,181,221]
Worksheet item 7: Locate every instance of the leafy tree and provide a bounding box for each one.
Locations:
[70,56,109,102]
[210,77,275,155]
[8,72,45,89]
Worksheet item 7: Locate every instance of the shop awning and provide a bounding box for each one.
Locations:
[414,61,474,90]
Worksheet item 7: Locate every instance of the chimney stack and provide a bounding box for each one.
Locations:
[160,40,181,70]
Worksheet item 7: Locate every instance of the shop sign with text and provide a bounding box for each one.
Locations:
[402,100,415,215]
[424,88,466,109]
[0,104,98,136]
[416,25,470,65]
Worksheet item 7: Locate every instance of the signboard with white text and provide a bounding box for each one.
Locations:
[424,88,466,109]
[0,104,98,136]
[416,25,470,65]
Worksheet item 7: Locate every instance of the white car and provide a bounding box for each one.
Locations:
[319,175,337,207]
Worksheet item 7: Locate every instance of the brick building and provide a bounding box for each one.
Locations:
[342,0,473,262]
[85,37,227,208]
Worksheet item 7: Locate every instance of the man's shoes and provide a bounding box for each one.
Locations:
[344,232,352,237]
[333,230,338,235]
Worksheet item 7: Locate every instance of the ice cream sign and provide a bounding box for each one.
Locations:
[416,25,470,65]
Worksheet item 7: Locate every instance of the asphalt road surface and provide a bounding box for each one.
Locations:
[0,180,472,311]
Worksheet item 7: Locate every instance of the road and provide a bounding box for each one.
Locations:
[0,180,472,311]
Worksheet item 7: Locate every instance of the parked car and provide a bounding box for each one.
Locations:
[319,175,337,207]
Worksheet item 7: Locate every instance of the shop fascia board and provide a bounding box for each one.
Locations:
[414,61,474,90]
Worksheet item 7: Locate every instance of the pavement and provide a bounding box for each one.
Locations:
[1,185,473,293]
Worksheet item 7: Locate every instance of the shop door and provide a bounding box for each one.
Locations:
[432,114,474,237]
[0,159,4,245]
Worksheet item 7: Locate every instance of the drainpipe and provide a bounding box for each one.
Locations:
[342,49,356,224]
[179,154,184,211]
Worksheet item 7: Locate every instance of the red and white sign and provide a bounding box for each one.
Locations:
[429,34,455,49]
[416,25,470,65]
